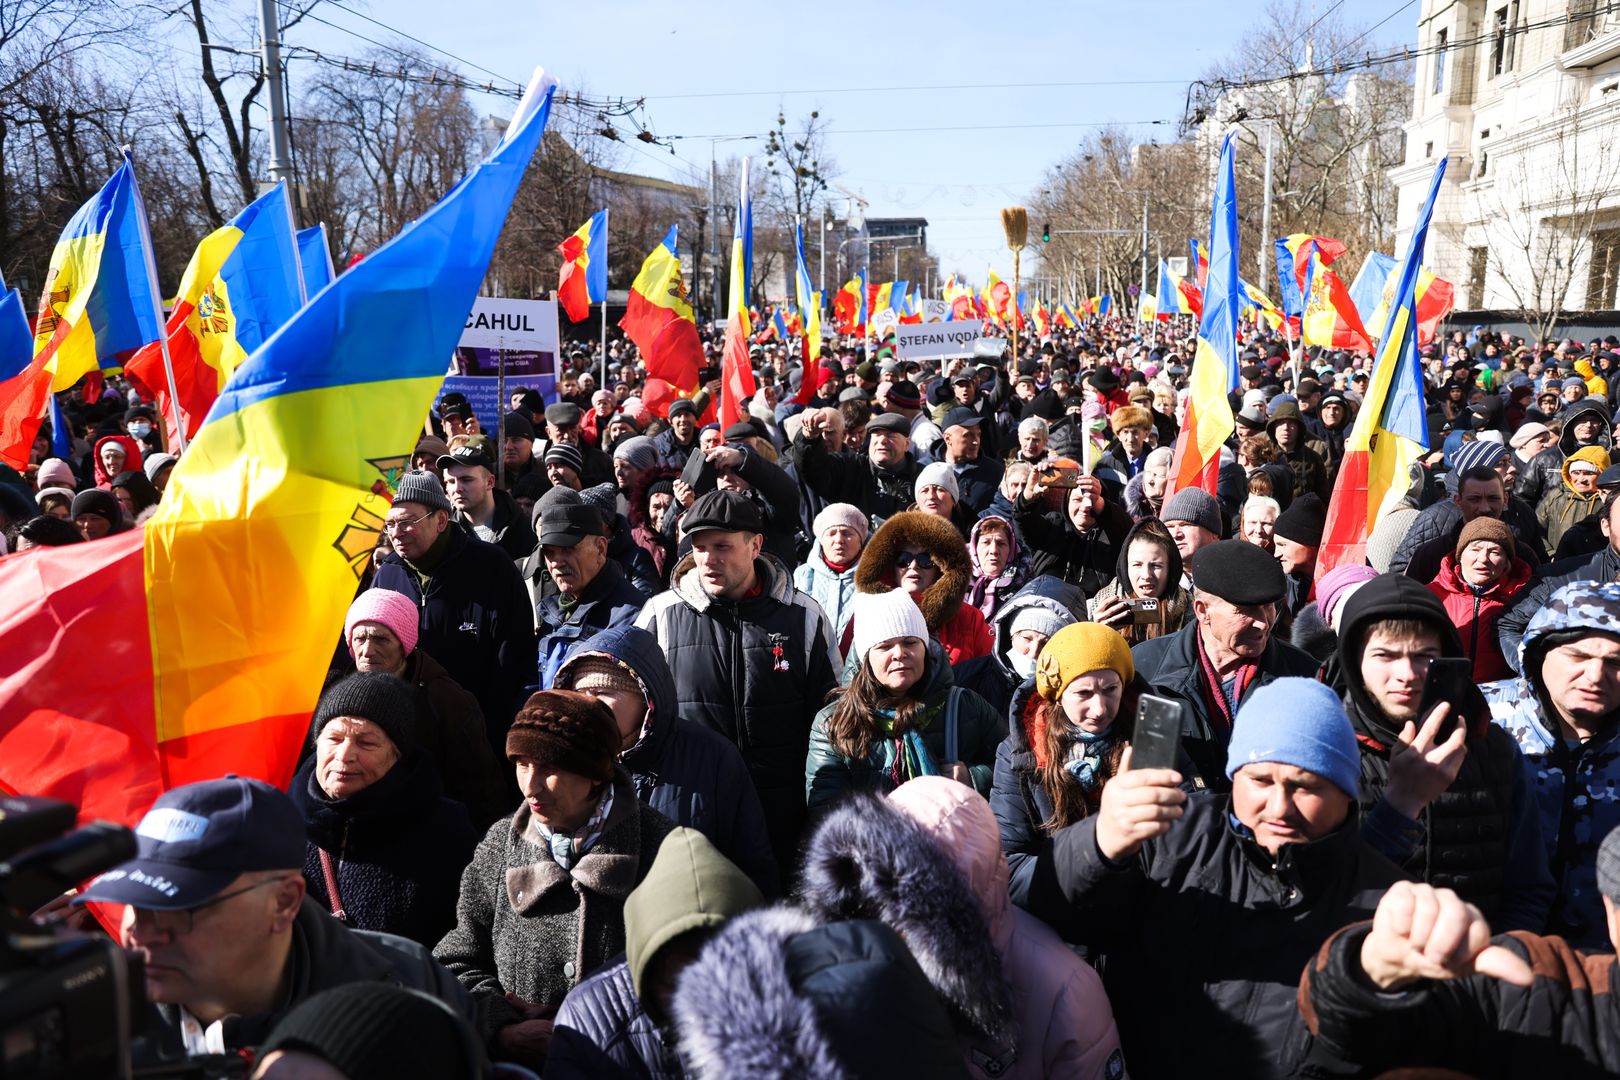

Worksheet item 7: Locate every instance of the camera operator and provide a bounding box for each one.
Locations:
[76,776,468,1066]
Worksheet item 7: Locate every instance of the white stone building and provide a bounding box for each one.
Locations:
[1393,1,1620,318]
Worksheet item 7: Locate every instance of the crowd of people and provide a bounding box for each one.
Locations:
[17,315,1620,1078]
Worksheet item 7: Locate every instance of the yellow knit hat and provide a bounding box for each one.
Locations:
[1034,622,1134,701]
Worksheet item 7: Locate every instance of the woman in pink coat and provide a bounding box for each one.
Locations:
[889,777,1126,1080]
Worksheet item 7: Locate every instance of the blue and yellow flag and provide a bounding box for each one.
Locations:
[35,157,162,392]
[298,225,336,295]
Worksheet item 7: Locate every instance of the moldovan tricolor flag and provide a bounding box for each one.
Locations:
[1,158,162,467]
[0,68,558,829]
[621,225,704,414]
[1301,255,1375,354]
[1166,133,1241,498]
[1318,158,1448,579]
[793,223,822,405]
[557,209,607,322]
[1348,251,1457,347]
[719,160,756,430]
[126,182,303,444]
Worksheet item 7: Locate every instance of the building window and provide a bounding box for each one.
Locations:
[1478,150,1490,177]
[1506,2,1520,70]
[1491,7,1512,76]
[1434,28,1448,94]
[1588,229,1620,309]
[1425,140,1435,158]
[1469,247,1489,307]
[1567,0,1601,51]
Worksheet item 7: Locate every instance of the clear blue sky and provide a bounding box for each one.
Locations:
[184,0,1415,286]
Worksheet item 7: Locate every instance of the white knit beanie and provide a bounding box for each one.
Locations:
[850,589,929,660]
[813,502,869,541]
[914,461,960,502]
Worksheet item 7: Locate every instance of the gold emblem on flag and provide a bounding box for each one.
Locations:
[35,267,71,338]
[366,455,411,498]
[333,503,387,580]
[197,284,230,337]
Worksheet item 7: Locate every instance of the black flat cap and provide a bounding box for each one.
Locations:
[1189,540,1287,605]
[683,489,763,535]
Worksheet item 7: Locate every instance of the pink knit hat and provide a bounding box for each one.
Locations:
[345,589,420,656]
[1316,564,1379,627]
[35,458,76,489]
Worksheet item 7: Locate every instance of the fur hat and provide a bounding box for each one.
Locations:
[796,792,1013,1044]
[1034,622,1134,701]
[1109,404,1153,434]
[312,672,417,756]
[344,589,419,656]
[855,511,972,631]
[505,690,621,779]
[849,589,929,660]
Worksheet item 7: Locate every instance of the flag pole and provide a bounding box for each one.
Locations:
[123,147,188,455]
[599,207,610,391]
[280,181,308,305]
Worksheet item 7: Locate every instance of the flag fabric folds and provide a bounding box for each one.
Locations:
[720,160,756,430]
[1301,256,1375,354]
[793,224,822,406]
[1168,133,1241,498]
[1348,250,1456,347]
[34,157,163,395]
[126,182,304,443]
[1318,159,1448,579]
[621,225,704,409]
[0,285,52,470]
[557,209,608,322]
[298,224,336,295]
[1275,233,1348,314]
[0,69,560,829]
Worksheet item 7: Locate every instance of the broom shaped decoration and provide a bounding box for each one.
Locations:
[1001,206,1027,363]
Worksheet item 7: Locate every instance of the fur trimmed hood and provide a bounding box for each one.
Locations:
[672,906,968,1079]
[854,510,973,630]
[796,791,1013,1046]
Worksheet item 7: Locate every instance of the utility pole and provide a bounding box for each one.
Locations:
[819,202,827,304]
[708,145,719,326]
[1141,193,1150,304]
[258,0,294,185]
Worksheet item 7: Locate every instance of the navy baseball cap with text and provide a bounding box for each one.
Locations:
[78,775,305,910]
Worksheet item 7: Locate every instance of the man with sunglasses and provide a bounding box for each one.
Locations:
[80,776,466,1067]
[373,471,536,757]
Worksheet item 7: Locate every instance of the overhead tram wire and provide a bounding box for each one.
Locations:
[302,0,522,89]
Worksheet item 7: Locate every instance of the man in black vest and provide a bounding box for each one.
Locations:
[1334,573,1553,931]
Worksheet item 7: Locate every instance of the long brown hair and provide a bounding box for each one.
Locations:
[1031,679,1140,832]
[825,654,928,761]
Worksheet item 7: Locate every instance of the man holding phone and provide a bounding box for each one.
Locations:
[1335,574,1553,932]
[1028,677,1404,1078]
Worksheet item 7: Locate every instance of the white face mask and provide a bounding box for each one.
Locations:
[1009,649,1037,679]
[128,422,151,439]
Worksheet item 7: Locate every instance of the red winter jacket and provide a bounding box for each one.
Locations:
[1426,552,1533,681]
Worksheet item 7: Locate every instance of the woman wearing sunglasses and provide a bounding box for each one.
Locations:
[839,510,994,667]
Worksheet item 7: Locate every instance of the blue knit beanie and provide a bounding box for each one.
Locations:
[1224,677,1359,799]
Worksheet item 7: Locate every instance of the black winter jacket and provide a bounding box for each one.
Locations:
[1335,574,1554,932]
[635,552,838,869]
[373,526,537,750]
[1497,544,1620,672]
[1027,795,1406,1080]
[557,625,779,897]
[1011,491,1132,599]
[545,958,681,1079]
[455,486,537,561]
[1130,622,1320,791]
[1300,921,1620,1079]
[788,430,922,526]
[290,755,479,948]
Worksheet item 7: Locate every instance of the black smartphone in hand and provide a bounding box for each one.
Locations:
[1131,694,1184,772]
[1418,657,1484,743]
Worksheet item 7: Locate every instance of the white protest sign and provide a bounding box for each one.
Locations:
[459,297,559,350]
[870,309,899,336]
[895,321,985,360]
[920,298,952,322]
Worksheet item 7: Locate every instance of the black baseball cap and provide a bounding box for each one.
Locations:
[78,776,305,910]
[942,406,982,430]
[437,393,473,421]
[538,502,605,547]
[437,437,495,472]
[683,489,763,535]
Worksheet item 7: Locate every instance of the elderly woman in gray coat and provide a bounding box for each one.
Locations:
[433,689,671,1071]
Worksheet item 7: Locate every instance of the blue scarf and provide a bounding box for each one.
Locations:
[1062,725,1116,792]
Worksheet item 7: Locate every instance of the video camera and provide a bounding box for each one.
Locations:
[0,796,253,1079]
